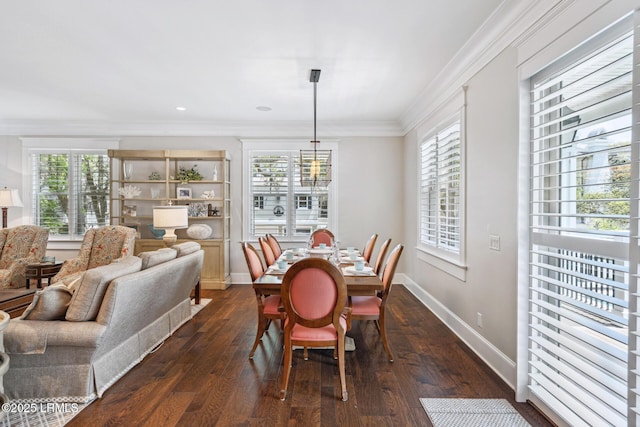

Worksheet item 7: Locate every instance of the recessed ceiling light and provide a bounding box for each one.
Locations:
[176,106,187,111]
[256,106,272,112]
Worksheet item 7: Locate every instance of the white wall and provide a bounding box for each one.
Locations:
[0,136,26,228]
[402,48,520,383]
[336,137,404,257]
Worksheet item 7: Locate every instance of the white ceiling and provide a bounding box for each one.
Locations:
[0,0,507,135]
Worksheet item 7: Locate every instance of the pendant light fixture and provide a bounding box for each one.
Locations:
[300,69,332,187]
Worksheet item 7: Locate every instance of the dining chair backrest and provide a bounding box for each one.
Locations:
[310,229,335,247]
[241,242,265,282]
[373,238,392,276]
[258,236,276,267]
[265,234,283,259]
[381,244,404,296]
[281,258,346,329]
[362,233,378,263]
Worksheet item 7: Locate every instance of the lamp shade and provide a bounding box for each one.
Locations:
[153,206,188,229]
[0,188,23,208]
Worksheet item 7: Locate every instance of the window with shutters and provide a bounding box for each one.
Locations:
[419,120,463,261]
[30,150,110,241]
[528,29,633,426]
[242,141,337,241]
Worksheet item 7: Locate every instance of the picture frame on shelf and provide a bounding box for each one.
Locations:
[123,205,137,217]
[187,203,208,217]
[177,187,192,199]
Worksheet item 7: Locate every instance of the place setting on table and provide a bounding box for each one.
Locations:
[255,240,382,297]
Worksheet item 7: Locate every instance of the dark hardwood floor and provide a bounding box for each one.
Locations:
[68,284,553,426]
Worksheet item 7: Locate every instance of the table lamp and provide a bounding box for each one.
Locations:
[0,188,23,229]
[152,206,188,246]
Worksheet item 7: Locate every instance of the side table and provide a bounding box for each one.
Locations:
[0,289,36,318]
[25,262,63,289]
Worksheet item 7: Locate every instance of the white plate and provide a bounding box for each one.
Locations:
[308,248,333,255]
[269,264,289,273]
[344,266,373,275]
[340,249,360,255]
[280,255,302,262]
[340,256,364,263]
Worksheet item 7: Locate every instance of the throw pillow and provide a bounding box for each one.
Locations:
[139,248,177,269]
[173,241,201,257]
[66,256,142,322]
[21,284,73,320]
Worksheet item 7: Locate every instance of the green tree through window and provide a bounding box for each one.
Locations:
[33,152,109,239]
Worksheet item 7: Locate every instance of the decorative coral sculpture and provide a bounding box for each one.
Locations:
[118,185,142,199]
[201,190,216,199]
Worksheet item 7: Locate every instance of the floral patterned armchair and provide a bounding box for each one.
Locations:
[51,225,136,285]
[0,225,49,289]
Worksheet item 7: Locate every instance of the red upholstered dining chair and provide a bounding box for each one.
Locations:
[361,233,378,263]
[350,244,403,362]
[279,258,351,402]
[309,228,335,247]
[373,238,392,276]
[258,236,276,268]
[265,233,283,259]
[242,242,283,359]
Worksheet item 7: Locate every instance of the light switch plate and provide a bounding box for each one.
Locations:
[489,234,500,251]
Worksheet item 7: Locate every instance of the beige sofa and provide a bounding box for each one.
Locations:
[3,241,204,403]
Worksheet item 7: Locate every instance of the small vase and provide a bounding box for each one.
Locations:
[123,162,134,180]
[212,165,218,181]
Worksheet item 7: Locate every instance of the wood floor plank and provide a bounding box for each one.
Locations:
[67,284,554,426]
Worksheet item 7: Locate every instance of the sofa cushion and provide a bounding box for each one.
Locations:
[173,241,200,257]
[21,284,73,320]
[66,256,142,322]
[139,248,177,270]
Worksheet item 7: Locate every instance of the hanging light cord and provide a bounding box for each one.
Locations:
[313,77,318,159]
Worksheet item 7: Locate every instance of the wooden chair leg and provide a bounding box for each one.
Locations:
[249,313,267,359]
[379,312,394,363]
[337,336,348,401]
[280,335,293,400]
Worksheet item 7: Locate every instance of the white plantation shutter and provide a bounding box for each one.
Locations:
[628,12,640,426]
[420,122,462,255]
[248,149,331,240]
[529,29,633,426]
[420,137,438,245]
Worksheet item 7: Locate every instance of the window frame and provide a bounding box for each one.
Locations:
[241,139,338,243]
[416,110,467,278]
[521,21,634,426]
[21,138,120,248]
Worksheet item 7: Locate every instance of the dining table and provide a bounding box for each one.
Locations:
[252,248,384,296]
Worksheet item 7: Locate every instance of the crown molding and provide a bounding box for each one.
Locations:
[0,119,404,138]
[399,0,565,134]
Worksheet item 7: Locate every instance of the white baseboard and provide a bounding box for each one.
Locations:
[397,273,517,390]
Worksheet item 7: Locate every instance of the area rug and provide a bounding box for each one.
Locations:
[0,298,211,426]
[420,398,531,427]
[0,401,93,427]
[192,297,211,316]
